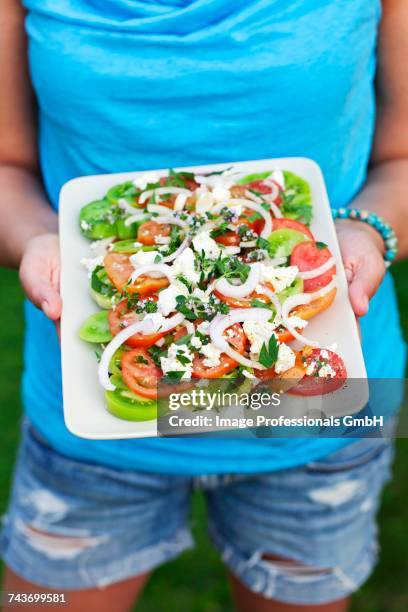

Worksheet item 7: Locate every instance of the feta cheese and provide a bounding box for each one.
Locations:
[80,255,104,277]
[261,264,298,293]
[130,250,162,267]
[306,360,318,376]
[275,343,296,374]
[318,363,336,378]
[200,342,222,368]
[320,349,329,360]
[143,312,167,331]
[133,172,159,191]
[90,237,115,255]
[80,220,91,231]
[195,188,215,215]
[191,335,203,350]
[192,287,210,302]
[212,186,231,203]
[157,282,188,316]
[223,246,241,256]
[287,315,308,330]
[160,343,193,380]
[172,247,200,284]
[243,320,277,357]
[192,231,221,260]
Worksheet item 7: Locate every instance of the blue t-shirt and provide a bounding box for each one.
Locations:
[22,0,406,474]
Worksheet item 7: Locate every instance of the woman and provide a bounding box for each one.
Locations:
[0,0,406,610]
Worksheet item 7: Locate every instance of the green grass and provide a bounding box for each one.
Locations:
[0,261,407,611]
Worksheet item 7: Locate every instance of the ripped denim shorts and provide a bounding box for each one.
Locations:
[0,421,393,606]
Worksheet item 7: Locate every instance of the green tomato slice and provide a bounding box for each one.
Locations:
[107,181,140,206]
[277,277,304,301]
[111,239,141,253]
[79,311,113,343]
[79,199,117,239]
[105,389,158,422]
[267,228,309,258]
[116,218,139,240]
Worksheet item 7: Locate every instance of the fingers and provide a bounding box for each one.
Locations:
[347,257,385,317]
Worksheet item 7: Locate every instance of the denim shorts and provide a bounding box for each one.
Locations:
[0,421,393,606]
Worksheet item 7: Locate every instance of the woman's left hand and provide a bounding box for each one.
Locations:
[335,218,386,317]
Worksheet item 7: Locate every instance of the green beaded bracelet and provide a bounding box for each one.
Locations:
[331,207,398,267]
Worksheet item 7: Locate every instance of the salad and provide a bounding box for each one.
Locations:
[78,167,347,422]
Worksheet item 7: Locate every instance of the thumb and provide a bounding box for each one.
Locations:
[347,261,383,317]
[25,280,62,321]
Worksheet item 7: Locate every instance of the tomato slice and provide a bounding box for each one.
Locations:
[213,288,271,309]
[293,288,337,320]
[108,299,165,348]
[192,323,247,378]
[289,348,347,396]
[104,253,169,295]
[137,221,171,246]
[271,218,314,239]
[215,231,241,246]
[121,348,163,399]
[290,242,336,292]
[104,252,134,291]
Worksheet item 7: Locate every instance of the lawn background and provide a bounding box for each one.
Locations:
[1,262,408,612]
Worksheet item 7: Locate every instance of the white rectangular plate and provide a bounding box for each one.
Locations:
[60,157,368,439]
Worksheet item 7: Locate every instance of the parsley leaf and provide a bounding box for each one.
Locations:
[259,334,279,368]
[315,241,328,250]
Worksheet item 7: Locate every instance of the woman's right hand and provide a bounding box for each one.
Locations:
[19,233,62,322]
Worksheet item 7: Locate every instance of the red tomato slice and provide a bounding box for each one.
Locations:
[289,348,347,396]
[215,231,240,246]
[192,323,247,378]
[290,241,336,292]
[127,276,169,296]
[121,348,163,399]
[137,221,171,246]
[108,299,165,348]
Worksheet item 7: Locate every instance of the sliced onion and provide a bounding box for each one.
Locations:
[267,256,288,267]
[139,187,191,204]
[213,198,273,239]
[98,313,185,391]
[266,200,283,219]
[129,263,174,284]
[263,180,280,202]
[257,285,282,320]
[281,294,319,347]
[308,277,337,301]
[215,263,261,298]
[118,198,144,216]
[299,257,336,280]
[160,235,191,264]
[210,308,272,370]
[124,213,149,227]
[245,182,282,218]
[184,321,195,336]
[154,215,189,229]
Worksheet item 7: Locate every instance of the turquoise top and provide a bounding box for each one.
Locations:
[22,0,406,474]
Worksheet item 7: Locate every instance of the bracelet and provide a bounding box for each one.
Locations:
[331,206,398,266]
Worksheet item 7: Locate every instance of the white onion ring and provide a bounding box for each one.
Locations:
[263,180,280,202]
[147,203,176,216]
[212,198,273,239]
[184,321,195,336]
[154,215,189,229]
[210,308,272,370]
[308,277,337,301]
[124,213,149,227]
[245,183,282,218]
[118,198,144,216]
[281,294,319,347]
[299,257,336,280]
[160,235,191,264]
[256,285,282,320]
[129,263,174,284]
[98,313,185,391]
[215,263,261,299]
[267,256,288,267]
[139,187,191,204]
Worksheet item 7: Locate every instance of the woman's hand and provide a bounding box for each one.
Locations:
[19,233,62,322]
[335,218,386,317]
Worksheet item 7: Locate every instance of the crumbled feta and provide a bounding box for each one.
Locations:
[143,312,167,331]
[192,231,221,260]
[195,189,214,215]
[80,255,104,277]
[212,186,231,203]
[157,282,188,316]
[287,315,308,330]
[160,343,193,379]
[306,360,318,376]
[261,264,299,293]
[223,246,241,256]
[200,342,222,368]
[320,349,329,360]
[133,172,159,190]
[192,287,210,302]
[243,320,277,357]
[275,343,296,374]
[191,335,203,350]
[130,250,162,267]
[172,247,200,284]
[90,237,115,255]
[80,220,91,231]
[318,363,336,378]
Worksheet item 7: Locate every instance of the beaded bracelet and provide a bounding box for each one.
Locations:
[331,206,398,266]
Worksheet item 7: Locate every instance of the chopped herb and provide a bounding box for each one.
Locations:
[259,334,279,368]
[316,241,328,250]
[136,355,149,365]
